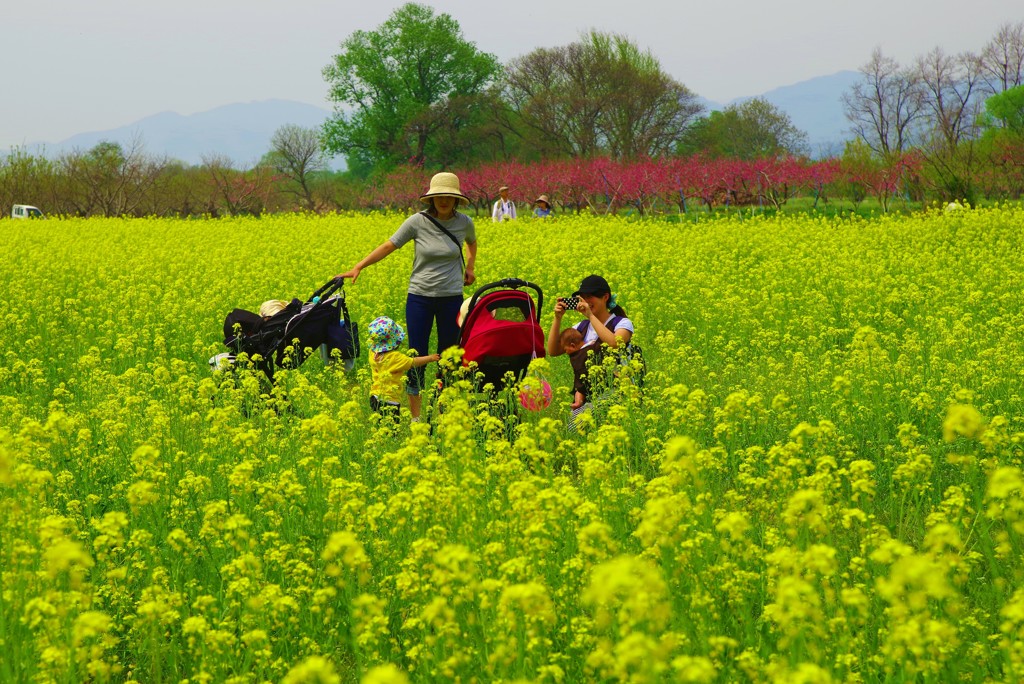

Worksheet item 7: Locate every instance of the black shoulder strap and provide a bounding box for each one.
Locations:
[420,212,465,274]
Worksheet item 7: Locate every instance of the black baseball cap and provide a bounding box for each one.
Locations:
[573,274,610,297]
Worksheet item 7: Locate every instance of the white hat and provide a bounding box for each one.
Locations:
[457,298,472,327]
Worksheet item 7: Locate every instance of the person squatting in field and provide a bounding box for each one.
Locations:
[546,274,635,425]
[338,172,477,422]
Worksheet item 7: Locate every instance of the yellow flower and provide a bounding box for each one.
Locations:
[44,538,94,584]
[126,479,158,511]
[322,530,371,586]
[361,664,410,684]
[715,511,750,541]
[282,656,341,684]
[583,555,670,632]
[762,575,823,645]
[498,581,556,627]
[672,655,716,683]
[988,466,1024,500]
[182,616,208,635]
[781,488,829,537]
[72,610,113,647]
[943,403,985,442]
[0,437,14,485]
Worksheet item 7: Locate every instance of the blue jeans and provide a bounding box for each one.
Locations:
[405,293,462,394]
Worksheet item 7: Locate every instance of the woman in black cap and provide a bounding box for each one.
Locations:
[546,275,634,416]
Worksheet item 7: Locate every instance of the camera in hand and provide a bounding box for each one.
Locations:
[559,296,580,310]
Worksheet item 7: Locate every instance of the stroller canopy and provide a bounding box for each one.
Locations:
[460,279,545,389]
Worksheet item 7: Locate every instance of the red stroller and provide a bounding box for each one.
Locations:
[459,278,546,390]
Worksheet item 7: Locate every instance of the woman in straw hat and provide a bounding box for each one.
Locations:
[338,172,477,421]
[533,194,552,218]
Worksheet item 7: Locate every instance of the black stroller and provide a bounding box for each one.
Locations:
[211,278,359,381]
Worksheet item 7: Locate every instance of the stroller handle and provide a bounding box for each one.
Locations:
[468,278,544,317]
[308,278,345,304]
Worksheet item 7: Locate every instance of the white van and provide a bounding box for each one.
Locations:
[12,204,45,219]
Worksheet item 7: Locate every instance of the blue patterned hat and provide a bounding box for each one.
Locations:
[368,316,405,353]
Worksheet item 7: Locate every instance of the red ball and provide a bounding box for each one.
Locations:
[519,379,553,411]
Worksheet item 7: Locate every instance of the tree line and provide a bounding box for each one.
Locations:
[2,5,1023,217]
[841,22,1024,204]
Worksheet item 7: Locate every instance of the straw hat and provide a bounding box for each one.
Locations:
[259,299,288,318]
[419,172,470,203]
[534,194,550,207]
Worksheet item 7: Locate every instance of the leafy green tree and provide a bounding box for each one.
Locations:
[501,31,702,159]
[976,85,1024,200]
[0,147,55,215]
[59,139,167,217]
[679,98,808,159]
[322,3,499,174]
[913,47,985,203]
[141,161,213,217]
[983,84,1024,136]
[499,42,602,158]
[200,154,276,217]
[587,32,703,159]
[915,47,983,150]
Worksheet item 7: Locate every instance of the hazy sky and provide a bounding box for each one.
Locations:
[2,0,1020,149]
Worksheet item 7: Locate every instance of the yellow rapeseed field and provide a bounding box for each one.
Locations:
[2,207,1024,682]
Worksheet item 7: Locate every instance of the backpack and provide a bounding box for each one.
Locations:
[577,315,647,389]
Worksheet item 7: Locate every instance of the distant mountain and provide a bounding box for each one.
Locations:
[24,73,861,166]
[756,70,860,155]
[722,71,861,157]
[38,99,340,168]
[695,95,725,114]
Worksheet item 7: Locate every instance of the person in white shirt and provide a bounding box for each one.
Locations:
[491,185,517,222]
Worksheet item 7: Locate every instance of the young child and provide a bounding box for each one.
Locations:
[367,316,440,422]
[560,327,589,410]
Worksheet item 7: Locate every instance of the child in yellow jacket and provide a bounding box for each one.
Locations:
[367,316,439,422]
